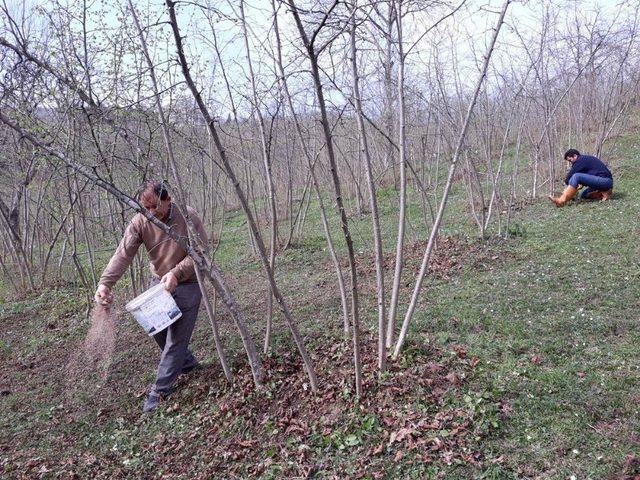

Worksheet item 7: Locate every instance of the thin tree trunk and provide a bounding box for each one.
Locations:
[393,0,511,358]
[165,0,318,392]
[350,3,386,371]
[289,0,362,396]
[283,169,312,251]
[271,0,350,334]
[387,0,407,348]
[236,0,279,355]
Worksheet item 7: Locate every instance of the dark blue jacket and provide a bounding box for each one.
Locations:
[564,155,612,185]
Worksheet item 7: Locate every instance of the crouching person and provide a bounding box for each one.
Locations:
[549,149,613,207]
[94,181,207,412]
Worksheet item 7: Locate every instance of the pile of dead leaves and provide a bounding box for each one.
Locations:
[357,236,501,283]
[137,335,501,479]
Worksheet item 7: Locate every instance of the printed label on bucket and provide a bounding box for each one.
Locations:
[126,285,183,336]
[137,302,182,335]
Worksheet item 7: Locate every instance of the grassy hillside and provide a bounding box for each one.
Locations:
[1,143,639,479]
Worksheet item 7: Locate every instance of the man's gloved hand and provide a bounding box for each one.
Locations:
[95,284,114,305]
[161,271,178,293]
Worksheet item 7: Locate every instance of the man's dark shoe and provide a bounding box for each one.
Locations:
[181,361,202,375]
[142,393,162,413]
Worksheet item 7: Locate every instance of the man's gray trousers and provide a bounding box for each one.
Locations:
[150,281,201,396]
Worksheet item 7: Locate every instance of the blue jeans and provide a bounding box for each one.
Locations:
[567,173,613,199]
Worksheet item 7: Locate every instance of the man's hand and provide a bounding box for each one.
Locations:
[95,284,114,305]
[161,271,178,293]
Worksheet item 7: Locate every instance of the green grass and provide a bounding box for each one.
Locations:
[412,150,640,478]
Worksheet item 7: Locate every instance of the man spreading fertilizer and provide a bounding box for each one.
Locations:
[94,181,207,413]
[548,149,614,207]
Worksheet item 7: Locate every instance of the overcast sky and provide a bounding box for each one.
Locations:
[3,0,636,115]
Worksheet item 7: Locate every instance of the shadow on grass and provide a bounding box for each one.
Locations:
[611,190,627,200]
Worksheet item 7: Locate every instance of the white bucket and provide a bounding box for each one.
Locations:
[125,283,182,336]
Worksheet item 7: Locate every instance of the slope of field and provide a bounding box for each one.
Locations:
[1,143,639,479]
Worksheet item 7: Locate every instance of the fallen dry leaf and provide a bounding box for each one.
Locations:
[389,427,415,446]
[453,345,467,358]
[446,372,461,386]
[372,443,384,455]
